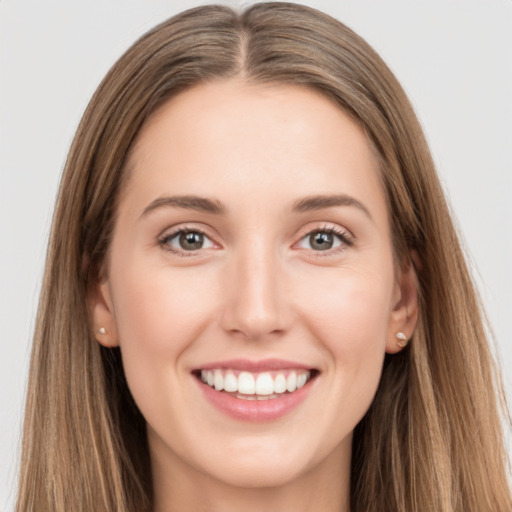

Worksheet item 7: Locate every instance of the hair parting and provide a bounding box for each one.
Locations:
[16,3,511,511]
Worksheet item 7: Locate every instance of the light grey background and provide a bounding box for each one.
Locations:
[1,0,511,509]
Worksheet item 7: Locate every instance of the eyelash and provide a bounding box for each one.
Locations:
[157,225,354,257]
[158,227,213,257]
[300,225,354,257]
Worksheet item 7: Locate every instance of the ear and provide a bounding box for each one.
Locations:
[385,253,419,354]
[88,277,119,347]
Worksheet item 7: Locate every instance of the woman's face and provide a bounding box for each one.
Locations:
[92,80,416,491]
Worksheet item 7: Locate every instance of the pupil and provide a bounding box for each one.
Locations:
[180,231,203,250]
[311,232,333,250]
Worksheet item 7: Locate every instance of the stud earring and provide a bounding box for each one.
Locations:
[395,331,408,348]
[98,327,107,335]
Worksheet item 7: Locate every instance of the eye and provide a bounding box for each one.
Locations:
[159,228,215,254]
[296,227,352,252]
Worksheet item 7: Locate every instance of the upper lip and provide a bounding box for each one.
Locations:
[194,358,315,372]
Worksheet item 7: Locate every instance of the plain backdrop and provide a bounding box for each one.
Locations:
[1,0,511,509]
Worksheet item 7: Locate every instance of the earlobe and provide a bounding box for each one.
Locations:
[386,255,419,354]
[395,331,408,348]
[88,279,119,347]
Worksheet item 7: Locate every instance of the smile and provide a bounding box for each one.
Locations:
[199,369,313,399]
[193,361,318,421]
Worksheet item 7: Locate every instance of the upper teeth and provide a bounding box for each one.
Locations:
[200,369,311,395]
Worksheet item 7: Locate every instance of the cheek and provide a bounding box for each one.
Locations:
[295,266,393,400]
[108,256,219,405]
[298,267,393,349]
[107,260,224,442]
[111,260,215,351]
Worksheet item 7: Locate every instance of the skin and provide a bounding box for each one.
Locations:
[91,79,418,512]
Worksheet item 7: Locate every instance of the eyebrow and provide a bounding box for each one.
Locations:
[140,193,372,220]
[141,195,226,217]
[292,194,372,220]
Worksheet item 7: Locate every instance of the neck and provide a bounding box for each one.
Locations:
[150,433,351,512]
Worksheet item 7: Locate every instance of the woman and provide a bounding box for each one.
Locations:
[15,2,511,511]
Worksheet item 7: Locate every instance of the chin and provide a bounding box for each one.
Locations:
[203,458,306,490]
[190,432,344,491]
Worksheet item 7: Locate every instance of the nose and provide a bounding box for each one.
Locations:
[220,242,290,341]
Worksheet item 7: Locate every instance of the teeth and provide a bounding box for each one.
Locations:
[238,372,256,394]
[199,369,312,396]
[213,369,224,391]
[224,371,238,392]
[255,373,274,395]
[297,372,307,389]
[274,374,287,394]
[286,372,297,392]
[236,393,280,401]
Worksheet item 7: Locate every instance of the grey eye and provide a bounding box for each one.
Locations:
[179,231,205,250]
[297,230,344,251]
[163,230,214,252]
[309,232,335,250]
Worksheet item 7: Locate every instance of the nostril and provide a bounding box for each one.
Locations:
[219,270,290,339]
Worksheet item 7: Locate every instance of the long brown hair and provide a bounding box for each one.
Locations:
[16,3,511,511]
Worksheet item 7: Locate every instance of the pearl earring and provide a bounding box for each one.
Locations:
[98,327,107,335]
[395,331,408,348]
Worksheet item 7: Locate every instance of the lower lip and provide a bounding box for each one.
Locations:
[195,378,315,422]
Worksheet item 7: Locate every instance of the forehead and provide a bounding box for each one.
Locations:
[122,79,386,219]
